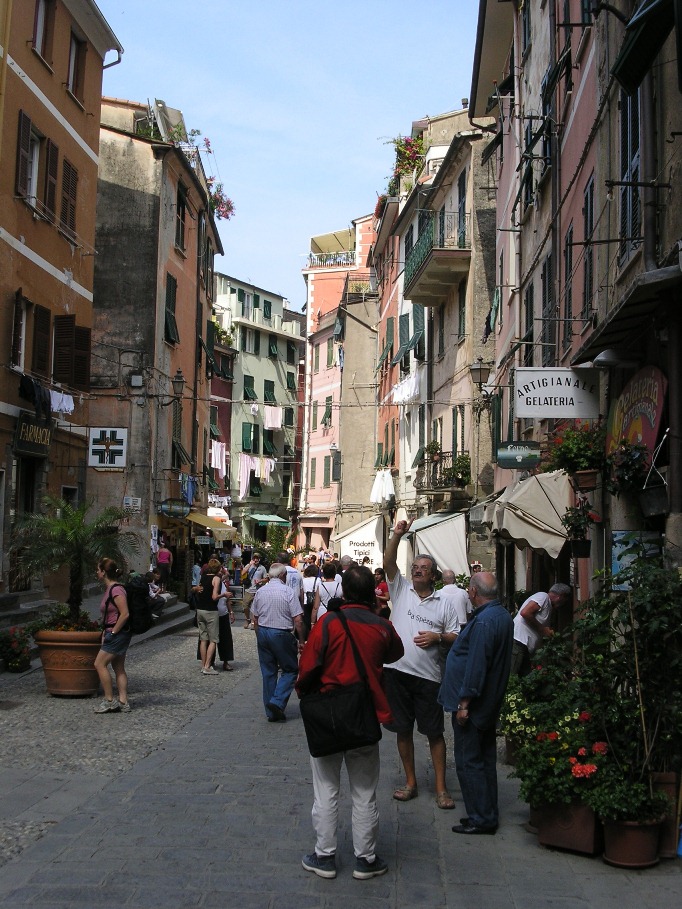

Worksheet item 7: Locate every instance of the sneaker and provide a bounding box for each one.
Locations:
[353,855,388,880]
[94,699,120,714]
[302,852,336,879]
[201,667,219,675]
[118,701,131,713]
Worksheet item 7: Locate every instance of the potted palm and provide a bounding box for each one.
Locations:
[12,497,139,696]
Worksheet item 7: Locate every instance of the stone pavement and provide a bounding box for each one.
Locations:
[0,621,680,908]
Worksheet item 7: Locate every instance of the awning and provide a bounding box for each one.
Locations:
[406,512,469,576]
[188,511,237,541]
[491,470,570,559]
[611,0,676,95]
[333,516,383,565]
[248,513,290,526]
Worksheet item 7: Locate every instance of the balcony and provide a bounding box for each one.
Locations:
[404,211,472,306]
[341,270,377,303]
[413,450,472,493]
[305,251,356,269]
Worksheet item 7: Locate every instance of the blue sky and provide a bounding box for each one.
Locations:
[95,1,479,309]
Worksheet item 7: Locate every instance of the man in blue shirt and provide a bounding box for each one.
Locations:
[439,572,513,834]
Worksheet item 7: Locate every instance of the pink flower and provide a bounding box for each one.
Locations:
[592,741,608,755]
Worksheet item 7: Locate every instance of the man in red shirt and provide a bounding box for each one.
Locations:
[296,566,404,881]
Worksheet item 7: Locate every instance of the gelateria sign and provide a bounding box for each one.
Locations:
[14,413,52,457]
[515,368,600,419]
[605,366,667,454]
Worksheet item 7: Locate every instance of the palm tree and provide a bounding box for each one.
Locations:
[10,497,140,623]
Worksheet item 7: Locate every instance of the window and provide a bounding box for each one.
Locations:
[405,224,414,260]
[523,122,534,210]
[619,89,641,263]
[563,225,573,351]
[523,283,534,366]
[175,184,187,250]
[391,313,410,367]
[284,407,294,427]
[287,340,296,365]
[210,405,219,439]
[11,291,28,371]
[313,343,319,373]
[541,254,554,366]
[321,396,332,427]
[263,299,272,319]
[323,455,331,487]
[264,379,276,404]
[438,304,446,355]
[32,303,50,377]
[253,293,260,309]
[286,371,297,392]
[582,175,594,321]
[240,327,260,355]
[418,403,425,448]
[282,473,291,499]
[457,170,467,246]
[326,337,334,367]
[312,401,318,430]
[263,429,276,455]
[243,374,258,401]
[268,334,278,358]
[66,32,86,102]
[249,470,262,496]
[522,0,531,55]
[451,406,459,456]
[252,424,260,455]
[241,423,252,452]
[32,0,55,62]
[332,450,342,482]
[375,442,384,469]
[458,281,467,339]
[172,400,190,469]
[238,288,253,319]
[164,274,179,344]
[310,458,317,488]
[53,314,90,389]
[59,158,78,241]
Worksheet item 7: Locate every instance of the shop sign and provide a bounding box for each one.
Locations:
[515,368,600,419]
[497,441,541,469]
[159,499,191,518]
[194,535,211,545]
[605,366,667,454]
[14,412,51,457]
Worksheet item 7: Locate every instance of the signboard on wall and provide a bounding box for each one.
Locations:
[335,516,382,569]
[88,428,128,468]
[497,441,541,469]
[605,366,667,454]
[14,413,52,457]
[515,368,600,419]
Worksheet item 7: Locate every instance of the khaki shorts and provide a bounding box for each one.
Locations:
[196,609,219,643]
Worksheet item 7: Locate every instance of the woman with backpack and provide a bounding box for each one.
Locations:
[94,557,132,714]
[310,562,343,626]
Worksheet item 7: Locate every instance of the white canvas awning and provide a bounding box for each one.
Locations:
[334,516,384,568]
[407,512,469,575]
[491,471,570,559]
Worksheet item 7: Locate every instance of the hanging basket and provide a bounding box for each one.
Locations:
[638,483,668,518]
[570,539,592,558]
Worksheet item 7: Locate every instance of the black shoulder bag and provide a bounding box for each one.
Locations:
[299,610,382,757]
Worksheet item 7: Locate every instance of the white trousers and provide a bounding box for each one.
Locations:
[310,744,380,860]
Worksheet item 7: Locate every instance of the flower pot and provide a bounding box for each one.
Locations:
[33,630,102,697]
[638,484,668,517]
[652,772,678,859]
[602,817,662,868]
[572,469,599,492]
[570,539,592,558]
[537,802,604,855]
[504,734,519,766]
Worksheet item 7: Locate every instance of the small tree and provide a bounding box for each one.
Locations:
[10,497,140,624]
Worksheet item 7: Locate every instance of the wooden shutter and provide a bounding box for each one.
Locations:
[44,139,59,220]
[16,110,31,197]
[242,422,252,451]
[323,455,331,487]
[60,159,78,238]
[253,330,260,356]
[32,304,51,376]
[332,450,341,482]
[73,326,91,390]
[53,314,75,383]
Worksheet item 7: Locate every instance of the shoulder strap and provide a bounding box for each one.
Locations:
[334,610,369,682]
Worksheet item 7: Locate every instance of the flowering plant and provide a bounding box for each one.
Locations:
[543,422,606,474]
[560,499,600,539]
[0,625,32,672]
[206,178,235,221]
[390,135,426,179]
[604,438,649,496]
[25,603,99,635]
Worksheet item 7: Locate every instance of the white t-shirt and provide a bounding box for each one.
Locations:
[284,565,303,601]
[386,570,460,683]
[439,584,472,627]
[513,591,552,653]
[317,578,342,609]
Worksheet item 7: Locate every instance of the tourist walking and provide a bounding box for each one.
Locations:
[94,557,132,713]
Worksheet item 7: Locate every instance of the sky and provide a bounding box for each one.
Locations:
[95,0,480,310]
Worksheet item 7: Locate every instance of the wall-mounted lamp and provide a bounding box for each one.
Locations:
[329,441,338,453]
[159,368,186,406]
[470,357,492,393]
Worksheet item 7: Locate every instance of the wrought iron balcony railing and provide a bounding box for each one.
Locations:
[404,211,471,289]
[413,450,471,491]
[306,251,356,269]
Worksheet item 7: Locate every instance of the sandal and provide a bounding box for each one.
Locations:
[393,785,418,802]
[223,662,233,671]
[436,792,456,810]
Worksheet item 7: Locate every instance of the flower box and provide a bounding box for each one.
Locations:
[537,802,603,855]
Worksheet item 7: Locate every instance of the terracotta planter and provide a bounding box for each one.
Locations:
[573,469,599,492]
[602,817,662,868]
[33,630,102,697]
[652,772,679,859]
[537,802,604,855]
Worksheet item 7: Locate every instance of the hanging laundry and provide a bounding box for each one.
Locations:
[49,391,75,414]
[263,406,283,430]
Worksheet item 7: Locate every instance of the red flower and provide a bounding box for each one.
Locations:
[592,741,608,755]
[569,756,578,764]
[536,732,548,742]
[578,711,591,723]
[578,747,587,756]
[571,763,598,778]
[547,732,559,741]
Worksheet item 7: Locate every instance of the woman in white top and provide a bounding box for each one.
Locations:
[311,562,343,625]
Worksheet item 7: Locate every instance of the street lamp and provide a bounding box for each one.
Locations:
[469,357,491,392]
[159,369,186,406]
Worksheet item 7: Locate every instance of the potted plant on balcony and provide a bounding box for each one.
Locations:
[543,422,606,490]
[604,438,649,497]
[425,440,441,462]
[11,497,139,697]
[560,499,599,558]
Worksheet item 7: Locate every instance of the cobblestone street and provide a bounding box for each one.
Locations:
[1,624,680,908]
